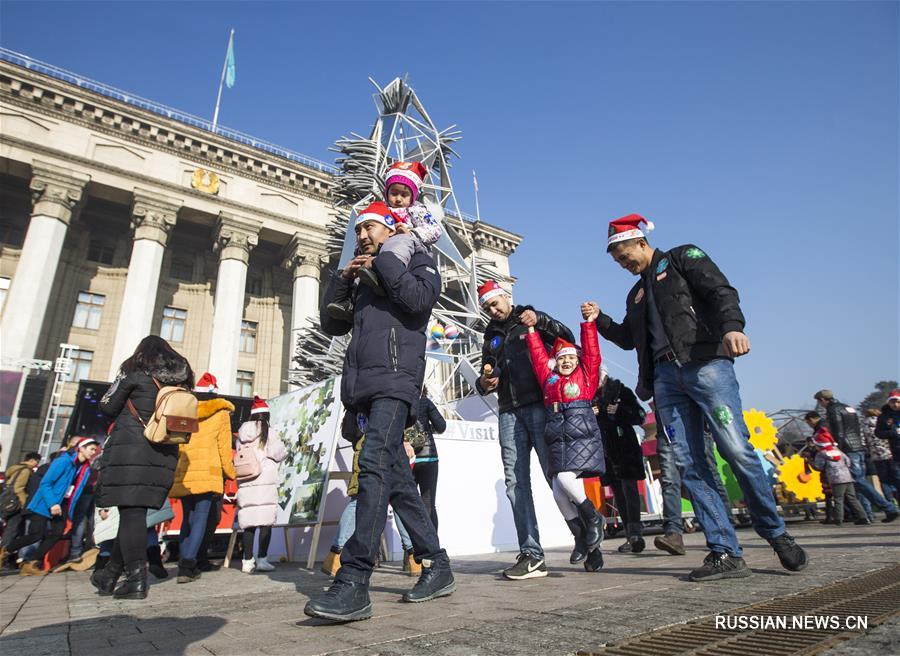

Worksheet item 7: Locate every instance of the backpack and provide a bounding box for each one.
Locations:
[127,378,199,445]
[0,466,28,518]
[234,436,262,482]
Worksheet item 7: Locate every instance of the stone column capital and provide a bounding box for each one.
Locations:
[214,213,261,264]
[283,232,325,280]
[131,190,181,245]
[29,161,90,225]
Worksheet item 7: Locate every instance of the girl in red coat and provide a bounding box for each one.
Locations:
[526,302,606,570]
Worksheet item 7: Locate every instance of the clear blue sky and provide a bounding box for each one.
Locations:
[3,1,897,411]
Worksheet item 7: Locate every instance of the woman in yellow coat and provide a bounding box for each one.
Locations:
[169,373,236,583]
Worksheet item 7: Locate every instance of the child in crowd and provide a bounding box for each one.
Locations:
[525,301,606,571]
[326,161,442,320]
[804,411,868,526]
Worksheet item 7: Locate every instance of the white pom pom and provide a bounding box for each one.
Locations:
[547,358,557,371]
[643,220,655,232]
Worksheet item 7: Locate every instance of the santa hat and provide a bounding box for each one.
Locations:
[551,337,578,360]
[477,280,507,306]
[250,396,269,416]
[810,433,836,450]
[889,389,900,402]
[194,372,218,393]
[73,437,99,449]
[607,214,654,249]
[355,201,397,230]
[385,161,427,202]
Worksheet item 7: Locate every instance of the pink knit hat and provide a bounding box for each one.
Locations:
[385,161,427,202]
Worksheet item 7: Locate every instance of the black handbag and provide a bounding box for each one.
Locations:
[403,423,429,453]
[0,469,26,518]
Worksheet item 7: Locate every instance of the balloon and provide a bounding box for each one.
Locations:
[444,325,459,340]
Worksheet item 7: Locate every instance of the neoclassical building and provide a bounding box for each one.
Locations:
[0,51,520,465]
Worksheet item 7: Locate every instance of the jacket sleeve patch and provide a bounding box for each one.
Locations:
[685,247,706,259]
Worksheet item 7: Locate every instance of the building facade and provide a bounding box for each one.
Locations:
[0,53,520,465]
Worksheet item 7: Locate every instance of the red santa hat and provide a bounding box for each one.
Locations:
[73,437,99,449]
[250,395,269,416]
[607,214,655,249]
[385,161,427,202]
[194,372,218,393]
[551,337,578,360]
[889,389,900,402]
[355,201,397,230]
[810,433,836,449]
[477,280,508,306]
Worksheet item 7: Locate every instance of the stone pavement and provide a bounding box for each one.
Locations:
[0,520,897,656]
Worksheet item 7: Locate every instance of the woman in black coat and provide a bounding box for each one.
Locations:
[91,335,193,600]
[592,374,648,554]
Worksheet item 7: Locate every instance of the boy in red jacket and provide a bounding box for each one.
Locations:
[525,302,606,571]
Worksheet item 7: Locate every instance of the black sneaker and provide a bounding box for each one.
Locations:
[854,518,872,525]
[402,566,455,603]
[688,552,751,582]
[584,547,604,572]
[767,532,809,571]
[303,579,372,622]
[629,537,646,553]
[617,540,633,553]
[503,553,548,580]
[883,511,900,523]
[326,300,354,322]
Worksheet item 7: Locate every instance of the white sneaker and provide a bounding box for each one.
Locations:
[254,556,275,572]
[242,558,255,573]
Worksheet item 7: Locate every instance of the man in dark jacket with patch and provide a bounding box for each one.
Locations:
[475,280,574,580]
[305,202,453,623]
[596,214,808,582]
[815,389,898,522]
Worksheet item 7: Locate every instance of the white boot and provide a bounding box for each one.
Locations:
[254,556,275,572]
[242,558,255,573]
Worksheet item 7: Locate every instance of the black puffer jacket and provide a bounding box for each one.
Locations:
[413,395,446,460]
[593,378,646,481]
[476,305,574,412]
[875,405,900,462]
[597,245,745,399]
[321,249,440,426]
[824,399,865,453]
[95,366,191,509]
[545,401,605,478]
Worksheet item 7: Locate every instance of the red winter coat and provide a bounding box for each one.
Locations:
[526,322,605,477]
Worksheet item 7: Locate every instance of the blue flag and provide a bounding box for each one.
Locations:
[225,33,236,89]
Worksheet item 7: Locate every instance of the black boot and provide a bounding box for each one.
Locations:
[93,555,110,572]
[577,499,603,551]
[147,545,168,580]
[90,561,124,596]
[177,558,200,584]
[113,561,148,600]
[565,518,588,564]
[357,267,385,295]
[303,579,372,622]
[402,566,456,603]
[584,547,604,572]
[326,300,354,322]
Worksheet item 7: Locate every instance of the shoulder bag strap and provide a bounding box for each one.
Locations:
[126,399,147,428]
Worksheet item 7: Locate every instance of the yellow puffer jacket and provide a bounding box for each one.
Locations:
[169,397,237,497]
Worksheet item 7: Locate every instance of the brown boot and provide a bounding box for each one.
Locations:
[654,532,686,556]
[404,550,422,577]
[19,560,47,577]
[320,549,341,577]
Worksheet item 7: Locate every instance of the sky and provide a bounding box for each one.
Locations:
[2,1,897,411]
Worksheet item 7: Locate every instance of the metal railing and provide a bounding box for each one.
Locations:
[0,47,338,175]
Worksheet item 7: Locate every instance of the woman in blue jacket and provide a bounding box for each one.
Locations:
[10,437,99,575]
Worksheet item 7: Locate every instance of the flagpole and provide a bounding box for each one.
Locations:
[473,170,481,222]
[211,28,234,133]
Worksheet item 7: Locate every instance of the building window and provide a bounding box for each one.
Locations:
[63,349,93,383]
[236,370,254,397]
[0,277,9,312]
[170,258,193,281]
[160,307,187,342]
[87,239,115,265]
[0,224,24,248]
[240,320,258,353]
[247,276,263,295]
[72,291,105,330]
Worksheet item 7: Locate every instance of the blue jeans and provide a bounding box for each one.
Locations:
[654,359,785,557]
[874,459,900,506]
[179,492,216,561]
[68,492,93,559]
[333,497,413,552]
[847,451,893,518]
[497,402,551,559]
[337,398,448,585]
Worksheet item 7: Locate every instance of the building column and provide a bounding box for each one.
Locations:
[107,191,180,378]
[284,233,323,386]
[207,213,260,395]
[0,162,89,361]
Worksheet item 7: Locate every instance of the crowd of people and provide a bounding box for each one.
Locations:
[1,160,898,626]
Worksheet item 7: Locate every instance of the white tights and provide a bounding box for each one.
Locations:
[552,471,587,520]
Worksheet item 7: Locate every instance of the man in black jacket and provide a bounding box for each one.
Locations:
[305,202,454,622]
[815,389,898,522]
[475,280,574,580]
[595,214,808,582]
